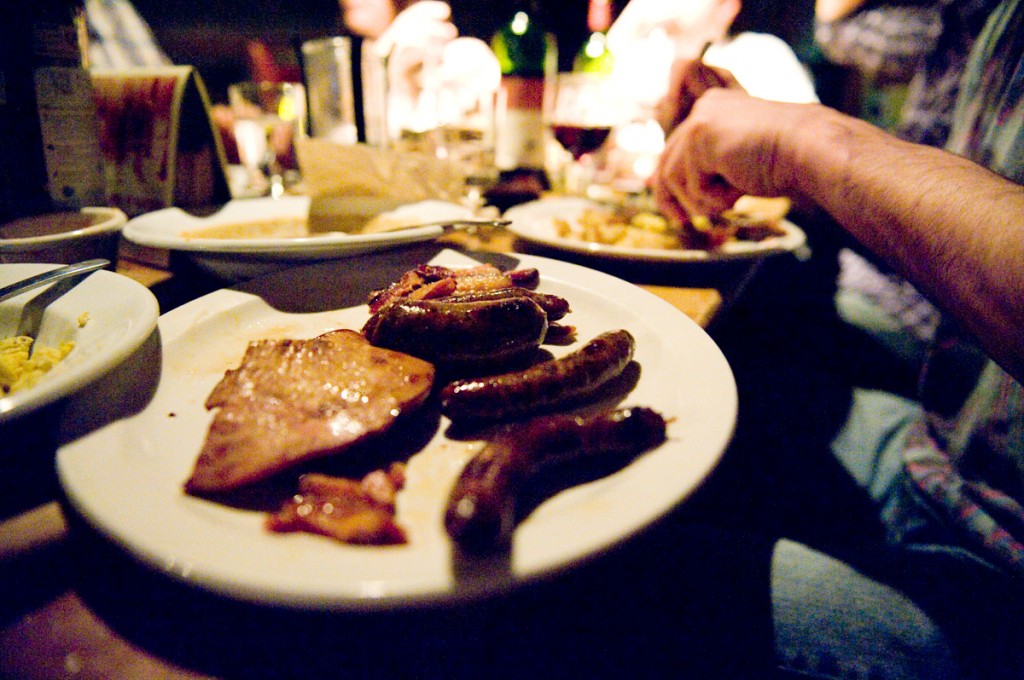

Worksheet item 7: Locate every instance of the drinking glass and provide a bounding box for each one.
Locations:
[301,37,358,146]
[384,37,501,210]
[228,81,306,198]
[547,73,621,196]
[433,81,499,209]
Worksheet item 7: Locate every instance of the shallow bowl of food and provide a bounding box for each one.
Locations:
[0,207,127,265]
[122,195,476,281]
[0,262,158,421]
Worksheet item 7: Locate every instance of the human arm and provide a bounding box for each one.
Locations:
[652,90,1024,382]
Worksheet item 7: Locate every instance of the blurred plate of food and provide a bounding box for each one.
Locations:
[122,195,476,280]
[56,246,736,610]
[504,195,806,263]
[0,264,158,422]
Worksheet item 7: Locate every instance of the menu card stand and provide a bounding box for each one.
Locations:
[91,65,231,267]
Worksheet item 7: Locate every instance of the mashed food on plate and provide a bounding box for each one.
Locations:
[181,217,308,240]
[553,196,791,251]
[0,336,74,396]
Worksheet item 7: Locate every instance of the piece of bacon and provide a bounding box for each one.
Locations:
[367,264,540,313]
[267,465,407,545]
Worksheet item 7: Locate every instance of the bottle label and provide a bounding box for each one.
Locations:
[0,4,106,221]
[502,76,545,110]
[497,76,546,169]
[35,66,107,209]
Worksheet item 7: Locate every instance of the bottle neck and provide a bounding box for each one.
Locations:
[587,0,612,34]
[493,1,557,79]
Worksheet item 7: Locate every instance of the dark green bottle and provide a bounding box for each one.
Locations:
[490,0,558,170]
[573,0,614,74]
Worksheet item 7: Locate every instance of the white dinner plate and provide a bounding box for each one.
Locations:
[505,196,807,263]
[0,264,159,422]
[122,196,475,280]
[56,246,737,610]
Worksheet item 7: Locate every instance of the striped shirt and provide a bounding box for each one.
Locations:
[902,0,1024,577]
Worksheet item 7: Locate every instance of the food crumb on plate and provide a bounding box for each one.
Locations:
[0,336,74,396]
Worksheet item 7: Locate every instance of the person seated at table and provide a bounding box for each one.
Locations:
[338,0,503,145]
[650,0,1024,675]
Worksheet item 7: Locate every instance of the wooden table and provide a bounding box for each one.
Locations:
[0,231,744,679]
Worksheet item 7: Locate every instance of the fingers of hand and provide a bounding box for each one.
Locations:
[654,119,741,220]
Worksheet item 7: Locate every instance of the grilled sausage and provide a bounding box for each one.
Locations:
[439,329,635,421]
[362,296,548,365]
[440,287,571,321]
[445,407,667,551]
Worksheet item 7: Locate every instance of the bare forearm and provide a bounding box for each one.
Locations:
[791,109,1024,381]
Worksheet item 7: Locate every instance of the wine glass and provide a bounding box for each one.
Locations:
[547,72,621,196]
[228,81,306,198]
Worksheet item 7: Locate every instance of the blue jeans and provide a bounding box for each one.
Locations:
[770,388,1005,679]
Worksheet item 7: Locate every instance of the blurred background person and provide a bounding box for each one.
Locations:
[338,0,414,39]
[816,0,998,146]
[608,0,818,127]
[336,0,499,150]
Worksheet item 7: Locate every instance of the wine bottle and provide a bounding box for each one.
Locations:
[490,0,558,171]
[0,0,106,222]
[573,0,614,74]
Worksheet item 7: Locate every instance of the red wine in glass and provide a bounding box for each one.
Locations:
[552,124,613,160]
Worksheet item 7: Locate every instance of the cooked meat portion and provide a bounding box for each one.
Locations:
[267,466,408,545]
[184,329,435,494]
[367,263,539,313]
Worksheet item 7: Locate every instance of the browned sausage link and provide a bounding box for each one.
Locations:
[445,407,667,551]
[440,329,635,421]
[443,437,528,550]
[367,264,454,312]
[508,268,540,289]
[362,296,548,364]
[440,287,571,321]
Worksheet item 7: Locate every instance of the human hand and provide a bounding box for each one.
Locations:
[653,58,742,135]
[652,89,807,220]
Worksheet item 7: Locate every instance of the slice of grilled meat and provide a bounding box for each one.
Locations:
[184,329,434,494]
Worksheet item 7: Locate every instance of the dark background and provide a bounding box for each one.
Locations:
[132,0,824,106]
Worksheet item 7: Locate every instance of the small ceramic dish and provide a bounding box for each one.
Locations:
[0,207,127,265]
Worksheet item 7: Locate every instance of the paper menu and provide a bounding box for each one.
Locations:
[91,65,230,218]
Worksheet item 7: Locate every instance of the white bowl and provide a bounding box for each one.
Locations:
[0,206,127,265]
